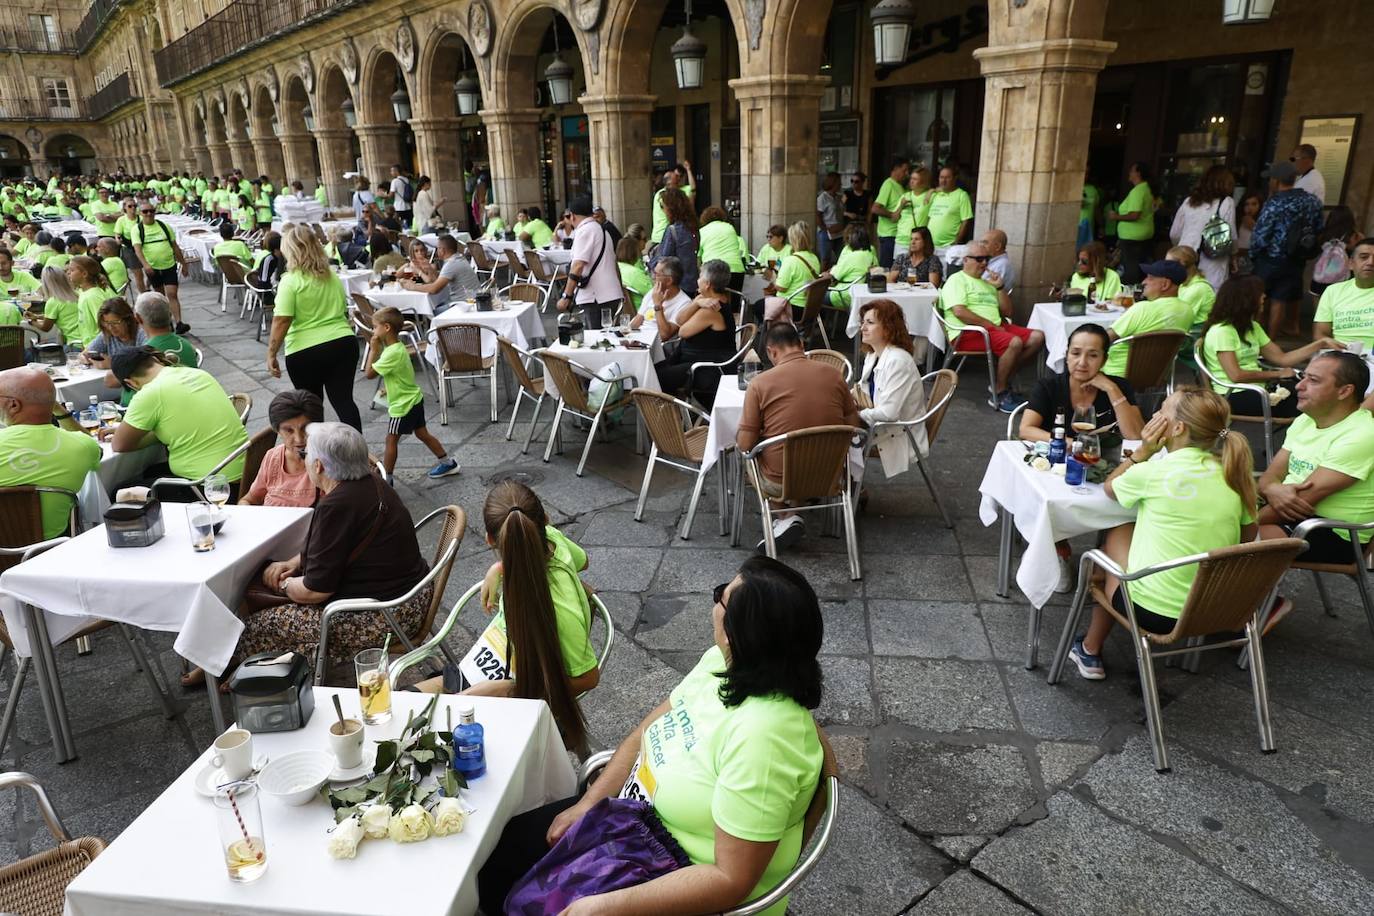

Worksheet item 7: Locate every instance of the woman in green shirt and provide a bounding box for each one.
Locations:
[767,222,821,308]
[66,256,117,347]
[266,226,361,430]
[826,224,880,309]
[482,205,506,240]
[755,224,790,276]
[1167,245,1215,326]
[616,236,651,311]
[1066,241,1122,302]
[1200,275,1339,419]
[697,206,746,294]
[1108,161,1155,285]
[26,266,82,346]
[893,166,933,248]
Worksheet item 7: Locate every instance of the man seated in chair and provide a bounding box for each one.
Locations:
[0,367,100,539]
[1257,351,1374,629]
[941,240,1044,413]
[400,235,481,316]
[736,323,859,551]
[1101,259,1193,379]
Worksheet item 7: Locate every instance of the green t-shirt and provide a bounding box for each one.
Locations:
[773,251,821,303]
[133,220,177,270]
[274,271,353,356]
[510,220,527,241]
[1116,182,1155,241]
[926,188,973,247]
[314,185,327,206]
[76,285,115,346]
[756,243,791,271]
[1281,410,1374,542]
[650,185,695,244]
[12,237,30,257]
[1201,321,1269,393]
[483,217,506,240]
[1068,269,1122,301]
[1080,183,1100,224]
[1102,295,1192,376]
[621,645,821,916]
[874,177,905,239]
[372,341,424,418]
[47,254,70,271]
[527,219,555,250]
[146,331,198,368]
[894,189,932,243]
[0,424,100,539]
[0,301,20,325]
[101,256,128,293]
[114,214,137,243]
[123,366,248,481]
[43,297,81,345]
[213,239,253,266]
[828,245,879,309]
[940,269,1002,328]
[88,199,121,222]
[1180,274,1216,325]
[1110,447,1253,615]
[1314,279,1374,350]
[698,221,745,272]
[0,269,39,296]
[618,261,651,309]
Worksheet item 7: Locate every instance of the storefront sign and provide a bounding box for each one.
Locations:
[651,136,676,171]
[563,116,589,139]
[908,4,988,66]
[1298,115,1360,207]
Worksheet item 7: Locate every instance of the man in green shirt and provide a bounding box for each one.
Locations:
[96,238,128,293]
[926,166,974,249]
[1314,238,1374,354]
[88,187,122,230]
[133,203,190,332]
[0,368,101,539]
[0,248,39,297]
[519,207,555,249]
[941,241,1044,412]
[134,291,198,368]
[650,162,695,246]
[1102,259,1193,378]
[212,222,253,266]
[870,157,909,269]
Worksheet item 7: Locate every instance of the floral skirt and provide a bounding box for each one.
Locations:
[232,583,433,676]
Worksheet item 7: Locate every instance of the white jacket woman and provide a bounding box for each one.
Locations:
[857,300,928,478]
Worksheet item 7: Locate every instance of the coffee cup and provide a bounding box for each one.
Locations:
[211,728,254,781]
[328,718,364,769]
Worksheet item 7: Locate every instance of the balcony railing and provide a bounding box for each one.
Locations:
[154,0,358,87]
[74,0,125,52]
[87,72,139,119]
[0,97,87,121]
[0,26,77,53]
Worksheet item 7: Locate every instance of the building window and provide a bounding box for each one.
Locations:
[28,15,59,52]
[42,79,75,118]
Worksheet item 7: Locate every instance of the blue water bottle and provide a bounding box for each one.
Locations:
[1048,409,1067,465]
[452,700,486,779]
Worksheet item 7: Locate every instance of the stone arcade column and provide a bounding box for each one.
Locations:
[972,3,1115,312]
[279,133,320,192]
[190,144,213,177]
[224,135,258,176]
[410,117,465,219]
[580,95,654,228]
[353,124,403,184]
[251,136,287,182]
[313,127,356,211]
[728,75,828,250]
[206,141,230,176]
[481,108,543,217]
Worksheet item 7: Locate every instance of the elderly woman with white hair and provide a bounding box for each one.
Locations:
[233,422,431,673]
[482,205,506,240]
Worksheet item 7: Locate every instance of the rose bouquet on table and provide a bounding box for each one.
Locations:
[324,694,470,858]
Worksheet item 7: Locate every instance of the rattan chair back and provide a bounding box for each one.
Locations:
[1,325,33,370]
[0,836,106,916]
[806,349,852,381]
[524,250,555,283]
[467,242,497,272]
[215,255,248,287]
[780,425,854,502]
[237,427,279,501]
[229,392,252,425]
[349,293,377,328]
[434,324,488,373]
[415,506,466,641]
[311,223,328,245]
[539,351,593,413]
[498,337,542,396]
[0,487,46,577]
[632,390,701,462]
[921,369,959,443]
[504,249,530,279]
[1122,330,1187,391]
[506,283,543,303]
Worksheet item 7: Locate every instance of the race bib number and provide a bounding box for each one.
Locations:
[618,751,658,804]
[457,621,510,686]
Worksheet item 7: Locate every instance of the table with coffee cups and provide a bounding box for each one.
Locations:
[540,322,664,399]
[62,689,576,916]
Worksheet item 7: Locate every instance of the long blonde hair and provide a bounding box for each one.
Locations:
[787,220,813,254]
[282,225,331,279]
[1171,387,1256,513]
[41,265,77,302]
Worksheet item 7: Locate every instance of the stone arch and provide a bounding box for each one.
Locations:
[314,62,363,205]
[252,83,276,139]
[488,1,591,110]
[358,46,412,126]
[46,133,96,175]
[416,28,483,120]
[226,90,250,141]
[278,72,323,191]
[315,62,356,131]
[0,133,31,177]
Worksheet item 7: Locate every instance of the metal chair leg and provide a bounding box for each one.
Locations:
[1135,637,1171,772]
[1311,569,1335,616]
[681,463,710,540]
[488,365,499,422]
[1245,618,1276,753]
[116,627,178,720]
[841,489,861,580]
[576,405,607,477]
[543,402,566,462]
[505,390,523,440]
[1047,575,1092,684]
[522,396,545,454]
[0,656,29,763]
[716,455,729,537]
[635,449,657,521]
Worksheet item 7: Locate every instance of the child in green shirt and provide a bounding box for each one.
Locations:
[363,307,460,480]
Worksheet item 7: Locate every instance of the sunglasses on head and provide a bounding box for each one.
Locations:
[712,582,729,607]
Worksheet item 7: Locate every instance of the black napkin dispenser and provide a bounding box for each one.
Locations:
[229,651,315,733]
[866,273,887,294]
[104,500,164,548]
[1061,292,1087,317]
[475,290,493,312]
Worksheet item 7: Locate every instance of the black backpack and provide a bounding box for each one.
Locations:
[397,177,414,205]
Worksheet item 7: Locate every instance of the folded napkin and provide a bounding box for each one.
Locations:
[115,486,151,504]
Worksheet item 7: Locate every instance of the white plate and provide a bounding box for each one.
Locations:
[328,746,377,784]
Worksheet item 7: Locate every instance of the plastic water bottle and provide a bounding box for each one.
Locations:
[451,700,486,780]
[1048,409,1067,465]
[738,349,762,390]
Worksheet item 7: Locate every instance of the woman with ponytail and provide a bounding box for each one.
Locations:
[448,480,598,753]
[1066,387,1257,680]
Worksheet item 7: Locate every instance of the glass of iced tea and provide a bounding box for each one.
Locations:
[214,783,267,882]
[355,648,392,725]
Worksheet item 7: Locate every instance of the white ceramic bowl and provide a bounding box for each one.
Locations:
[257,750,334,806]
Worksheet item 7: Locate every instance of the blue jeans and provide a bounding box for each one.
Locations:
[878,236,896,269]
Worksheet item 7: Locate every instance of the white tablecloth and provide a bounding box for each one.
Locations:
[336,268,371,296]
[55,367,118,405]
[846,283,944,361]
[480,240,526,259]
[365,284,434,319]
[978,440,1135,608]
[541,326,664,397]
[63,688,576,916]
[40,220,100,245]
[702,377,746,473]
[1026,301,1127,373]
[178,230,220,272]
[0,505,311,674]
[427,301,543,365]
[537,247,573,267]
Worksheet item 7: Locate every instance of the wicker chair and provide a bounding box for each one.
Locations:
[498,337,549,453]
[933,309,998,408]
[215,254,248,314]
[1286,518,1374,637]
[737,425,867,580]
[229,392,252,425]
[868,369,959,528]
[498,282,544,304]
[791,277,833,350]
[539,351,638,477]
[503,248,531,286]
[805,349,853,382]
[1192,338,1293,467]
[0,325,38,371]
[1112,330,1188,413]
[686,323,757,403]
[465,241,499,286]
[524,249,567,312]
[150,435,254,502]
[0,772,105,916]
[631,389,725,540]
[432,323,499,424]
[235,427,280,503]
[1047,538,1308,772]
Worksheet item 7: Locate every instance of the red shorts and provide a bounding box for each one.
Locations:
[956,322,1033,358]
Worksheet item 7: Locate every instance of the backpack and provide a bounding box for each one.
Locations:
[1312,239,1351,286]
[396,177,414,204]
[1199,199,1233,259]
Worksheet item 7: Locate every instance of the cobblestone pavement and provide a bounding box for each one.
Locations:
[3,281,1374,914]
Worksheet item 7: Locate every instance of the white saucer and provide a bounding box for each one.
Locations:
[193,753,267,797]
[328,747,377,784]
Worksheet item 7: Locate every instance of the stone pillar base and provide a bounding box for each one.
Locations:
[481,108,544,217]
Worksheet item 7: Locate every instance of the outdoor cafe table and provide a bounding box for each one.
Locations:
[426,299,543,365]
[336,267,371,296]
[0,505,313,757]
[978,440,1136,669]
[73,441,166,529]
[845,282,943,366]
[540,324,665,398]
[54,366,119,405]
[364,283,435,319]
[62,689,577,916]
[177,228,221,273]
[1026,301,1128,373]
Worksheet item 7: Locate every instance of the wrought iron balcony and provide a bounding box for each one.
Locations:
[74,0,125,52]
[87,72,140,120]
[0,25,77,53]
[0,97,87,121]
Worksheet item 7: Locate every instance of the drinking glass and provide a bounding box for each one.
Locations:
[214,783,267,882]
[203,473,231,509]
[1071,405,1097,437]
[188,502,216,552]
[354,648,392,725]
[618,312,632,332]
[1073,434,1101,493]
[600,306,613,329]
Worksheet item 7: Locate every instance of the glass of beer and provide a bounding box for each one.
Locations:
[355,648,392,725]
[214,783,267,882]
[188,502,216,552]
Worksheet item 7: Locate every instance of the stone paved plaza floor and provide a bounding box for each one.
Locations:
[4,281,1374,914]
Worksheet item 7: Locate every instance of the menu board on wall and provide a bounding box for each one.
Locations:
[1297,115,1360,207]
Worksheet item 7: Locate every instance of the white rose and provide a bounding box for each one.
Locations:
[432,796,467,836]
[361,803,392,839]
[388,803,433,843]
[1051,462,1066,477]
[327,817,365,859]
[1031,456,1051,472]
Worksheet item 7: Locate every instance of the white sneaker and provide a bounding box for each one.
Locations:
[1054,555,1074,593]
[758,516,805,552]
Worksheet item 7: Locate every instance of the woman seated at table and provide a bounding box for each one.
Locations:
[698,206,747,296]
[765,222,821,310]
[825,224,880,310]
[887,225,942,287]
[368,231,405,275]
[476,555,825,916]
[1167,245,1215,326]
[254,231,285,289]
[617,237,651,312]
[84,297,147,405]
[238,422,431,676]
[1068,387,1257,680]
[755,223,791,276]
[1019,323,1144,442]
[1065,241,1122,302]
[1199,275,1341,420]
[630,256,692,335]
[481,204,506,240]
[240,389,324,508]
[655,259,738,409]
[67,255,118,347]
[856,298,928,478]
[24,265,82,346]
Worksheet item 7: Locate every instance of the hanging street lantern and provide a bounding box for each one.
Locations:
[871,0,916,68]
[270,116,281,138]
[545,55,573,105]
[454,74,481,116]
[672,0,707,90]
[390,84,412,122]
[302,104,316,131]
